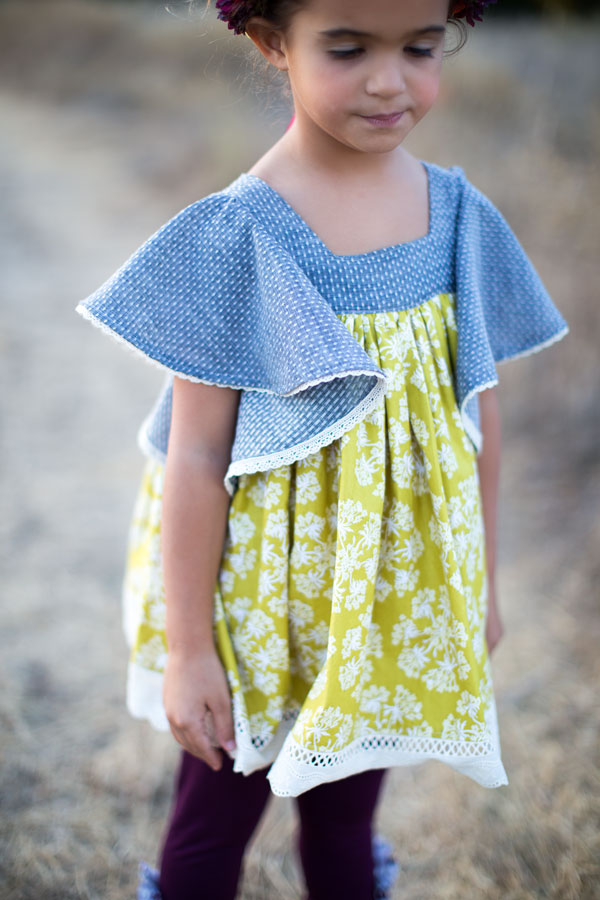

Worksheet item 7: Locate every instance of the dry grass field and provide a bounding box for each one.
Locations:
[0,2,598,898]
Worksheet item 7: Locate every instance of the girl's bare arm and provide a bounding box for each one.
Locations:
[477,386,504,656]
[161,376,241,770]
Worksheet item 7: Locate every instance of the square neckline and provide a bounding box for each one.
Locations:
[240,161,435,262]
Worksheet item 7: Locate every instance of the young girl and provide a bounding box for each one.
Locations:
[77,0,568,897]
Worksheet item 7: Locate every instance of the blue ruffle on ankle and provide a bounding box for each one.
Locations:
[137,834,399,899]
[137,861,162,900]
[372,834,400,899]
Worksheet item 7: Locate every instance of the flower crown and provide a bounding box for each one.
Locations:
[215,0,257,35]
[216,0,497,36]
[451,0,497,26]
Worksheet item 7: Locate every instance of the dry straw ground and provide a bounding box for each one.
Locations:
[0,2,598,898]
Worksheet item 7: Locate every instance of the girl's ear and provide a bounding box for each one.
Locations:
[244,18,289,71]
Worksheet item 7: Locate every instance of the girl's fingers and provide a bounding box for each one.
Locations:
[170,721,224,771]
[203,709,219,748]
[208,698,236,753]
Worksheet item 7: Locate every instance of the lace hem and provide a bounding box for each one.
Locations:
[496,324,569,366]
[126,663,170,732]
[224,378,386,492]
[461,325,569,451]
[126,663,508,795]
[136,378,386,498]
[265,730,508,797]
[76,302,382,396]
[460,378,499,452]
[79,296,387,497]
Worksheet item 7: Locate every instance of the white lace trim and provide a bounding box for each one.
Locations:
[78,301,386,496]
[265,731,508,796]
[79,297,566,474]
[76,303,270,392]
[230,694,508,795]
[136,380,387,498]
[497,325,569,365]
[226,673,507,795]
[460,378,498,452]
[224,378,386,492]
[126,662,170,732]
[272,738,507,796]
[122,584,141,650]
[126,662,508,794]
[75,302,382,396]
[461,325,569,452]
[228,694,301,773]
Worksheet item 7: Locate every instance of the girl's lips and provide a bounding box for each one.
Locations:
[360,111,404,127]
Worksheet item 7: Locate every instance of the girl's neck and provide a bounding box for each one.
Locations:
[281,118,410,187]
[246,126,429,257]
[250,122,416,200]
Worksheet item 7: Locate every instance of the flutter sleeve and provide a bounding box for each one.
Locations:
[452,169,568,445]
[76,190,385,493]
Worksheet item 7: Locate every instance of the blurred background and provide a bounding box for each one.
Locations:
[0,1,598,898]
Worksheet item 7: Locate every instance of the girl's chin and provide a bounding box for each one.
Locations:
[351,131,408,153]
[303,118,406,155]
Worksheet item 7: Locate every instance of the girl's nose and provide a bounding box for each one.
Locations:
[365,56,407,98]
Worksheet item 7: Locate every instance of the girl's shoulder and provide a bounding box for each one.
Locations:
[143,177,258,247]
[75,170,382,396]
[117,170,325,273]
[155,163,502,262]
[118,162,516,266]
[422,161,504,222]
[423,162,541,279]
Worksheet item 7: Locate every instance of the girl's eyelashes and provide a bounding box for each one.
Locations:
[328,45,438,62]
[328,47,364,60]
[405,46,435,58]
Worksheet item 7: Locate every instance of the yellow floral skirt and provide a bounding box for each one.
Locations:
[123,294,508,796]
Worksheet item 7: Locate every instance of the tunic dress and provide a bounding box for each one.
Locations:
[77,161,568,798]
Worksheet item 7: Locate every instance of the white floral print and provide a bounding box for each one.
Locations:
[123,295,499,791]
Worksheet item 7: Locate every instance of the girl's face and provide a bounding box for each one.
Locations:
[277,0,448,156]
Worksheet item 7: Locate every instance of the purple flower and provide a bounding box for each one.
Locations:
[215,0,256,34]
[452,0,498,27]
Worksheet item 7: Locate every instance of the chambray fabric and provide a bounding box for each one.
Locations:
[77,162,567,493]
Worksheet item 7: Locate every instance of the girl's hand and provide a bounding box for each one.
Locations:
[163,647,236,771]
[485,581,504,657]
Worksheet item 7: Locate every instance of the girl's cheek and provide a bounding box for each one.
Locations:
[311,68,351,109]
[420,73,443,110]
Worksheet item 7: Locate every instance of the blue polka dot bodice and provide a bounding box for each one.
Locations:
[77,162,568,494]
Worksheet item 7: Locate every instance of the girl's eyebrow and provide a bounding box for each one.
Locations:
[319,26,447,39]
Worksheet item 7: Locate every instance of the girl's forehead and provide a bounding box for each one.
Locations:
[297,0,450,32]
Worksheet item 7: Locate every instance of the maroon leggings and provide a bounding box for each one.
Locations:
[159,751,386,900]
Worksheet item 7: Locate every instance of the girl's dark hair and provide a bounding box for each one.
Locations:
[250,0,303,30]
[210,0,468,47]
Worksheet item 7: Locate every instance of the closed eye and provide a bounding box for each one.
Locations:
[405,46,435,58]
[329,47,364,60]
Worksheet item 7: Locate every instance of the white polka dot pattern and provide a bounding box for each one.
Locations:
[76,162,567,491]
